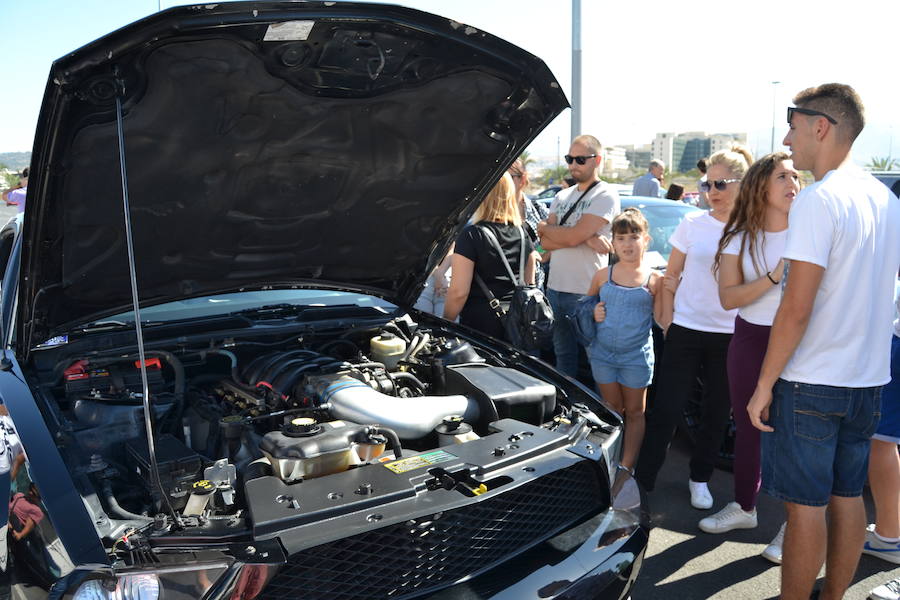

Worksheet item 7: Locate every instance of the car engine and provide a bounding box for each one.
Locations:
[34,315,609,550]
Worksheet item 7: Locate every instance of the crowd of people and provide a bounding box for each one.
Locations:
[417,82,900,600]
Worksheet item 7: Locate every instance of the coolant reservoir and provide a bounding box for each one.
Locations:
[370,333,406,370]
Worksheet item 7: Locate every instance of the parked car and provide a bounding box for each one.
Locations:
[873,171,900,196]
[0,3,648,600]
[530,185,563,201]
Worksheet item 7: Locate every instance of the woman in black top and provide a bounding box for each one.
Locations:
[444,172,535,340]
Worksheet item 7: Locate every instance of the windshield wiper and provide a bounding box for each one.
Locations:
[78,319,161,333]
[233,303,386,321]
[231,303,306,318]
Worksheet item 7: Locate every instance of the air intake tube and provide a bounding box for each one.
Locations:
[314,375,478,439]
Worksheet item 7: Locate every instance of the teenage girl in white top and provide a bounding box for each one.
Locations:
[699,153,799,564]
[635,144,752,511]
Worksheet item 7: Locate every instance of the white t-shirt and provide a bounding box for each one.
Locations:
[781,166,900,387]
[547,180,619,295]
[722,229,788,326]
[894,285,899,338]
[669,211,738,333]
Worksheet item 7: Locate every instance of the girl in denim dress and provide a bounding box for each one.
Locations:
[586,208,663,472]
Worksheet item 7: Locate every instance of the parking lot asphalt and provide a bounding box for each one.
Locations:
[632,433,900,599]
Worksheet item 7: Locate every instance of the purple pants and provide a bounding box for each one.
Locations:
[727,315,771,512]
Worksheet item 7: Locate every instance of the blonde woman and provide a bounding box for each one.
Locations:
[635,144,753,510]
[444,172,535,341]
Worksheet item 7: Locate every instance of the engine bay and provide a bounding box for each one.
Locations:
[30,314,615,556]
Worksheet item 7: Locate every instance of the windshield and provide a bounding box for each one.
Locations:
[622,199,701,261]
[95,290,397,325]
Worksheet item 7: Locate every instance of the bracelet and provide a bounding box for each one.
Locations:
[615,464,635,476]
[766,271,780,285]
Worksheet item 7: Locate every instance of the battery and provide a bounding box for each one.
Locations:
[125,434,206,510]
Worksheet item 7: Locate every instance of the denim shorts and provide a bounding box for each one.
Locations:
[874,335,900,443]
[761,379,882,506]
[588,343,654,389]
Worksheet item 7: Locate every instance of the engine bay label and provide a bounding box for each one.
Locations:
[264,21,315,41]
[384,450,456,474]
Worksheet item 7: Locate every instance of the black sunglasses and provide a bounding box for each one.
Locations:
[787,106,838,125]
[700,178,741,192]
[564,154,597,165]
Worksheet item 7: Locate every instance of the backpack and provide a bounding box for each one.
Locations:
[473,225,554,351]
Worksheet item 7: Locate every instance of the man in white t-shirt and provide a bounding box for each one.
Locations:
[537,135,619,377]
[748,84,900,600]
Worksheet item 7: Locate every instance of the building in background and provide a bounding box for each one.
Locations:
[624,144,652,171]
[649,131,747,172]
[602,146,629,177]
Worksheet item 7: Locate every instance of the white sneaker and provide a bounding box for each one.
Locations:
[698,501,757,533]
[863,523,900,565]
[870,577,900,600]
[761,522,785,564]
[689,479,713,510]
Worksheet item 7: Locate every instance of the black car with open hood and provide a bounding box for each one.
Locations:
[0,3,648,600]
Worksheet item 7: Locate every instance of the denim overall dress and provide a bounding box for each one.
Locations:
[587,265,655,388]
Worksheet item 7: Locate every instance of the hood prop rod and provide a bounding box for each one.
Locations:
[114,88,181,528]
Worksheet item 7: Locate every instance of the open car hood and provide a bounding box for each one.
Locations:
[18,1,567,351]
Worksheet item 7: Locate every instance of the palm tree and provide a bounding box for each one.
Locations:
[537,165,568,187]
[518,150,535,170]
[867,156,898,171]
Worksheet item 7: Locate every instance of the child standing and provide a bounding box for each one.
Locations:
[586,208,663,472]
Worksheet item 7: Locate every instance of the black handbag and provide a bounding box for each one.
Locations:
[473,225,554,350]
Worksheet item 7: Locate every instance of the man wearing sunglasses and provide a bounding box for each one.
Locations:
[747,84,900,600]
[632,160,665,198]
[536,135,619,378]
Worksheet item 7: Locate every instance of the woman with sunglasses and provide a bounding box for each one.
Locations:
[699,153,799,562]
[444,172,535,341]
[635,144,752,510]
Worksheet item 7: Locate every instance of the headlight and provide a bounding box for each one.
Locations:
[65,562,231,600]
[73,575,159,600]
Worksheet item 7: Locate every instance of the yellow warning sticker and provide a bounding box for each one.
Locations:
[383,450,456,474]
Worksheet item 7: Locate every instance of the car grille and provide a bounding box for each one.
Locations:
[260,460,606,600]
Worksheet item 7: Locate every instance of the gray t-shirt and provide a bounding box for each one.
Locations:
[547,180,619,294]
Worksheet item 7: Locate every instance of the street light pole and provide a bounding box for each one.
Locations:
[770,80,781,153]
[570,0,582,141]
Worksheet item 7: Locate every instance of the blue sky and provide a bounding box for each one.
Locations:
[2,0,898,164]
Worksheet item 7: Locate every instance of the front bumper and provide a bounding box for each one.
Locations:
[204,473,649,600]
[423,473,649,599]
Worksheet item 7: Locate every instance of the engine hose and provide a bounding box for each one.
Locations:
[400,334,421,361]
[102,481,153,522]
[382,322,411,344]
[370,426,403,459]
[353,361,386,371]
[131,350,186,433]
[318,374,476,438]
[389,372,424,393]
[407,333,431,361]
